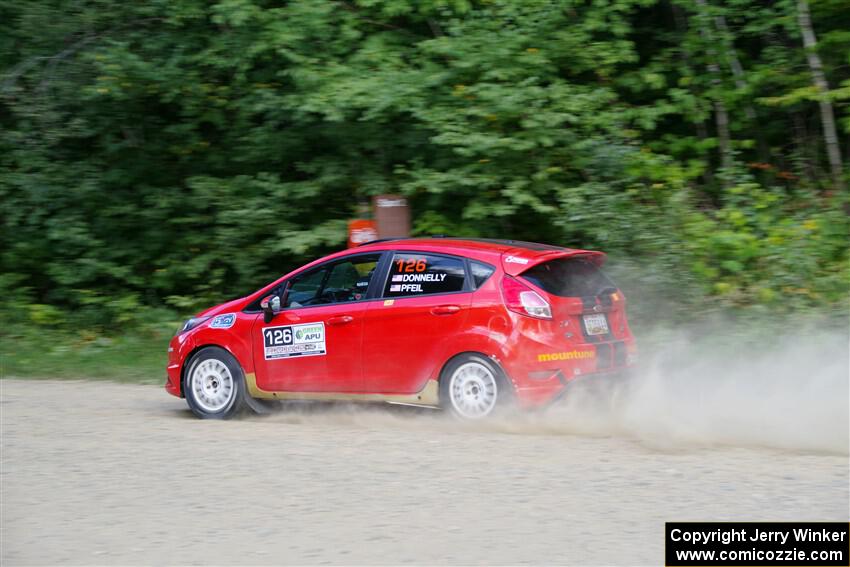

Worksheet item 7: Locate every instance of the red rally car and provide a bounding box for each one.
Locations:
[166,237,637,419]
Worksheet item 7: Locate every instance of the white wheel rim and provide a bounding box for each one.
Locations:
[448,361,498,419]
[190,358,235,413]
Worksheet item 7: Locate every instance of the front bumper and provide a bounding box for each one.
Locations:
[164,338,184,398]
[165,367,181,397]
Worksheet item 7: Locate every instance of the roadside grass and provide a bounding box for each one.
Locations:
[0,326,168,384]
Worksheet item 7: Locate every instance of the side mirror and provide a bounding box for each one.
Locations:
[260,294,281,324]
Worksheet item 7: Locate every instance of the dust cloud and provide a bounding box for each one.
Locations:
[521,326,850,455]
[260,325,849,455]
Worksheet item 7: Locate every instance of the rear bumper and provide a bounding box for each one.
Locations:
[511,367,632,408]
[512,367,632,408]
[503,337,637,408]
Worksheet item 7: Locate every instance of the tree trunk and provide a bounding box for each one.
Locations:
[697,121,716,188]
[792,110,818,185]
[796,0,845,192]
[712,97,733,176]
[671,2,716,190]
[715,14,769,163]
[694,0,734,183]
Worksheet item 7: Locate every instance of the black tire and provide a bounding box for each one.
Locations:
[439,353,511,420]
[183,346,253,419]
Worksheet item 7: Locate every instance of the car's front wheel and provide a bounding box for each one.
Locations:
[440,354,508,419]
[183,347,251,419]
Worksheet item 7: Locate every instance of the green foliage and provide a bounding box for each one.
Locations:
[682,181,849,312]
[0,0,847,339]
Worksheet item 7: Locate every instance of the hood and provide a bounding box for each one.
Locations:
[195,297,247,318]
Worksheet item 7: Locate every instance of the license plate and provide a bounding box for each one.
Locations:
[583,313,609,336]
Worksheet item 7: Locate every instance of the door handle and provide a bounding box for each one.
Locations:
[431,305,461,315]
[327,315,354,326]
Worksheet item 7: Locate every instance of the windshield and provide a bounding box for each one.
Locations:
[521,258,615,297]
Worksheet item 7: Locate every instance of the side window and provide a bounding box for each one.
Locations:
[322,255,379,302]
[284,268,327,308]
[384,253,466,298]
[285,254,380,308]
[470,261,495,288]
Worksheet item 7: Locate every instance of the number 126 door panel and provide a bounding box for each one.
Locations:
[251,253,381,393]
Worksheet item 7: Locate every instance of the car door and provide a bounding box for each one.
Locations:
[252,253,382,393]
[361,251,472,394]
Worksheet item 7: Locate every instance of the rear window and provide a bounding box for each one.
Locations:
[384,253,466,297]
[521,258,614,297]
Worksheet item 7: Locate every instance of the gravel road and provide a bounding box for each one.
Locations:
[2,378,847,565]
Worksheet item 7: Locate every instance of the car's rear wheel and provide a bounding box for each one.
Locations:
[184,347,251,419]
[440,354,506,419]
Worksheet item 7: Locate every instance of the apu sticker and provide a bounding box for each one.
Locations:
[263,322,326,360]
[209,313,236,329]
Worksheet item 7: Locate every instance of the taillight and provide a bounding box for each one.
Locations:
[500,276,552,319]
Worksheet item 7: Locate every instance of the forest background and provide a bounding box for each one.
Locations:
[1,0,847,379]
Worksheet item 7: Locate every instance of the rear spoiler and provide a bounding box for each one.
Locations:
[500,248,606,276]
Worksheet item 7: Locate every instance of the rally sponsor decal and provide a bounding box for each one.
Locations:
[209,313,236,329]
[537,350,595,362]
[263,322,326,360]
[505,255,529,264]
